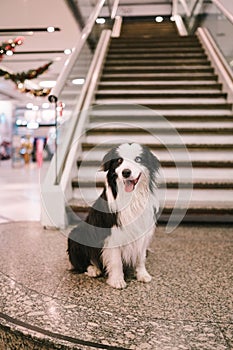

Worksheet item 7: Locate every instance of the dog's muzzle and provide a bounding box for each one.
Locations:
[122,170,141,192]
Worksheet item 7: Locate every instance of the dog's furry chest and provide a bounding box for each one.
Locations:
[104,222,154,267]
[103,191,155,263]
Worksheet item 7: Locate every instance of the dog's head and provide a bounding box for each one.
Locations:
[101,143,160,198]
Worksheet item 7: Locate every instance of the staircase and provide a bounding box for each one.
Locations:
[68,17,233,223]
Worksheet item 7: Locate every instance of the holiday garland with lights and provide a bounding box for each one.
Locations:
[0,61,53,97]
[0,37,24,60]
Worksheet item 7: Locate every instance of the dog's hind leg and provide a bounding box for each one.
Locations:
[67,238,90,273]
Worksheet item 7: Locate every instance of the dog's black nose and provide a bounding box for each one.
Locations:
[122,169,131,178]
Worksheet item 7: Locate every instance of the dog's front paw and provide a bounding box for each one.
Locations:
[137,271,152,283]
[107,277,127,289]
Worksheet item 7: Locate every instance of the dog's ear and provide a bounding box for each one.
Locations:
[142,145,160,172]
[99,147,118,172]
[141,145,160,191]
[147,147,160,193]
[148,148,160,173]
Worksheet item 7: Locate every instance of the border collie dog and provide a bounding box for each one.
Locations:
[68,143,160,289]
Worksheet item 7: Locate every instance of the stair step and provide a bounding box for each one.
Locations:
[105,59,210,66]
[110,40,201,45]
[110,45,202,49]
[74,166,233,182]
[108,53,207,59]
[77,161,233,171]
[76,160,233,171]
[109,48,205,53]
[68,198,233,223]
[61,99,232,110]
[79,149,233,167]
[94,99,230,110]
[88,121,233,133]
[109,44,202,50]
[112,37,199,42]
[111,37,199,42]
[101,73,218,81]
[82,141,233,151]
[96,91,226,99]
[63,90,225,100]
[91,115,232,123]
[69,189,233,212]
[98,82,222,90]
[90,107,232,118]
[72,179,233,190]
[103,66,214,73]
[85,133,233,144]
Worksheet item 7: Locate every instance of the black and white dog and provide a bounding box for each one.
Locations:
[68,143,160,289]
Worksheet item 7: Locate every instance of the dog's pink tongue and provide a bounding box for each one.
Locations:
[125,180,134,192]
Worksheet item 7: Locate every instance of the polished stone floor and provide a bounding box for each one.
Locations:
[0,221,232,349]
[0,160,48,223]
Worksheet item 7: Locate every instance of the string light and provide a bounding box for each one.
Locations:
[155,16,164,23]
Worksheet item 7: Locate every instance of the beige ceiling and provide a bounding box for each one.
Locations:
[0,0,80,107]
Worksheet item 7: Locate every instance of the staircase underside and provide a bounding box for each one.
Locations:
[68,17,233,224]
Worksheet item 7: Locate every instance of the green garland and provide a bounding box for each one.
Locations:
[0,61,53,97]
[0,37,24,60]
[0,61,53,84]
[17,86,51,97]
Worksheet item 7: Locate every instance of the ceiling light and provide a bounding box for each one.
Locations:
[39,80,56,88]
[42,102,50,109]
[26,103,34,109]
[72,78,85,85]
[96,18,106,24]
[47,26,55,33]
[155,16,164,23]
[64,48,72,55]
[32,105,39,111]
[170,16,175,21]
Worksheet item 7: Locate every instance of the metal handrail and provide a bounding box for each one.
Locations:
[111,0,120,19]
[48,0,106,102]
[60,29,112,189]
[197,27,233,103]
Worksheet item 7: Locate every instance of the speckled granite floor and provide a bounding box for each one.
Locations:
[0,222,232,350]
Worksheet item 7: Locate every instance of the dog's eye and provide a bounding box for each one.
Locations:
[117,158,123,164]
[135,156,142,163]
